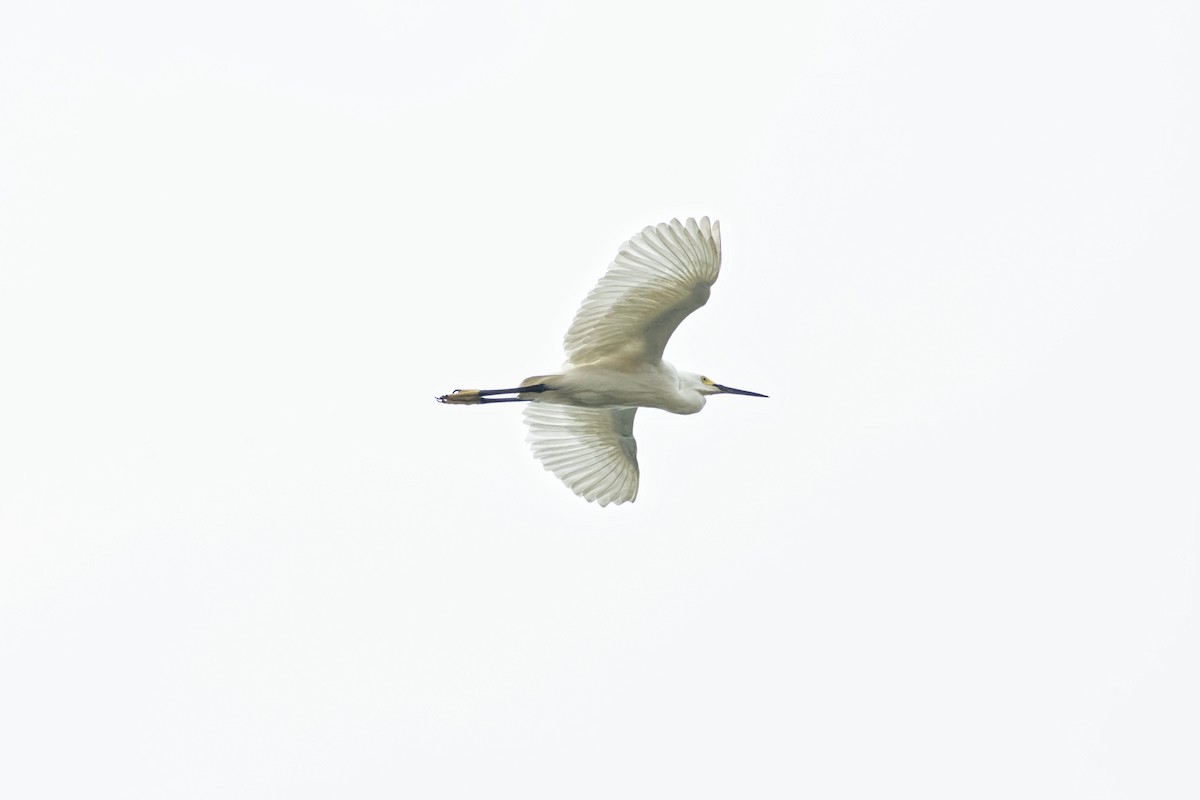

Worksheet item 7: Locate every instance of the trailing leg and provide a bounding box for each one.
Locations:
[437,383,552,405]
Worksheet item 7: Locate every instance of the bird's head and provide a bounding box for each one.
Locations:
[691,373,768,398]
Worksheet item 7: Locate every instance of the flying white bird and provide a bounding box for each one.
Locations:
[438,217,765,506]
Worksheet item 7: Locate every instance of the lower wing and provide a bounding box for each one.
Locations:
[523,403,639,506]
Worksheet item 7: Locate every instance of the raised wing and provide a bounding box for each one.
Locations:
[524,403,639,506]
[563,217,721,365]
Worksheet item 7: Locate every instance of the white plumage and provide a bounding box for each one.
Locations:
[564,217,721,365]
[438,217,765,506]
[523,404,639,507]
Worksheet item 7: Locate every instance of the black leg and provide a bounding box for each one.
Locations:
[437,383,554,405]
[472,383,550,396]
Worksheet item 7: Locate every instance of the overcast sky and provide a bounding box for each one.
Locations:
[2,1,1197,798]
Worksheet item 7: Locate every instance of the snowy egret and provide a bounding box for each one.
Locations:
[438,217,765,506]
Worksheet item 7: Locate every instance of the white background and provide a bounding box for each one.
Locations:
[2,1,1197,797]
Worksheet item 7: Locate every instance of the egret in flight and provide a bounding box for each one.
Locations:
[438,216,765,506]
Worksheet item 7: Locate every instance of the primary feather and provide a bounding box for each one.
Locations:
[524,403,639,506]
[562,217,721,365]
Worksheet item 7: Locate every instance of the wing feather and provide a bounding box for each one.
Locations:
[524,404,639,506]
[563,217,721,364]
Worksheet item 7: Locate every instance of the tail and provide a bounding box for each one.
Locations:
[519,374,559,389]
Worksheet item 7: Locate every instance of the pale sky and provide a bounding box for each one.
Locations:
[2,1,1198,798]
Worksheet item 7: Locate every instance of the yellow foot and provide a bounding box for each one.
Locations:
[436,389,482,404]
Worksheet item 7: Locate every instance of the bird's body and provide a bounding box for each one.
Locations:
[520,359,706,415]
[438,217,764,506]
